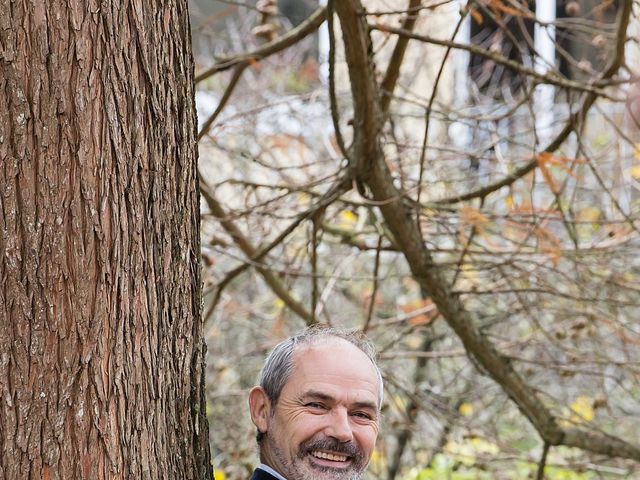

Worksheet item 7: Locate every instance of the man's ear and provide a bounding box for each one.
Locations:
[249,386,271,434]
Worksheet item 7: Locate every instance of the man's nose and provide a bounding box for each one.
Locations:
[325,408,354,443]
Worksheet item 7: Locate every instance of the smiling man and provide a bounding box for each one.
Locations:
[248,326,383,480]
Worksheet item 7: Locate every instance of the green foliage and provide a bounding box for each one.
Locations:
[398,438,610,480]
[403,455,596,480]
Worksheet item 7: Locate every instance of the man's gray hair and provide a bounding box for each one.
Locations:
[258,325,384,408]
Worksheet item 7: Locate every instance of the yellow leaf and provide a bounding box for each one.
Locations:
[369,449,385,472]
[391,394,408,411]
[460,263,478,281]
[370,450,382,463]
[575,206,601,223]
[338,210,358,228]
[504,194,514,209]
[404,334,423,350]
[634,144,640,161]
[575,206,602,239]
[469,437,500,454]
[630,165,640,179]
[297,192,311,208]
[459,402,474,417]
[570,396,594,423]
[214,470,226,480]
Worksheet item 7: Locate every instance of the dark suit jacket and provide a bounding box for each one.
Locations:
[250,468,281,480]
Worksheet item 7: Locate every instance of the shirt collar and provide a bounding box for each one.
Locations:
[258,463,288,480]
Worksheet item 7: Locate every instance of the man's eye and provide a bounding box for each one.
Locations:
[306,402,326,410]
[352,411,373,420]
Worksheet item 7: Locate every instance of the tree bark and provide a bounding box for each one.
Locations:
[0,1,211,479]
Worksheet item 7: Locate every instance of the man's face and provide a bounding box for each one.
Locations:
[251,338,381,480]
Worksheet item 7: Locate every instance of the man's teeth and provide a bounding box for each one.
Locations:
[311,451,348,462]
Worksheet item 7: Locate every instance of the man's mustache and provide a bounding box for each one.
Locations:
[297,437,365,468]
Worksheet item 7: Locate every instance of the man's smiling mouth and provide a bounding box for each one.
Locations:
[311,450,350,462]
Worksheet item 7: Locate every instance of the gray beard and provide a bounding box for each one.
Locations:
[265,433,366,480]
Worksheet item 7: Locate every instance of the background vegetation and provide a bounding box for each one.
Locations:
[190,1,640,478]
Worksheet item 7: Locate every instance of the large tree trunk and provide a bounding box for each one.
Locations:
[0,1,211,479]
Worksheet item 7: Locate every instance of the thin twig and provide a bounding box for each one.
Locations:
[450,197,485,288]
[311,216,320,325]
[362,234,383,333]
[197,63,247,141]
[327,0,348,158]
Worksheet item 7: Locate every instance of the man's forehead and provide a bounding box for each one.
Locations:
[289,337,380,396]
[294,336,378,372]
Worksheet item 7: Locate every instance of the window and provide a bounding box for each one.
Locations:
[466,0,620,96]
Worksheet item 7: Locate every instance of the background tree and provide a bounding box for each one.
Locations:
[193,0,640,478]
[0,1,211,479]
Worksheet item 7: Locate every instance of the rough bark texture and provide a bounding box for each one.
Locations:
[0,1,211,479]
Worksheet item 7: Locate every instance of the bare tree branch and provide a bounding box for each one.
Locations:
[199,176,314,324]
[379,0,423,115]
[336,0,640,462]
[195,6,327,84]
[536,442,550,480]
[327,0,348,158]
[333,1,384,188]
[201,176,352,324]
[370,24,617,97]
